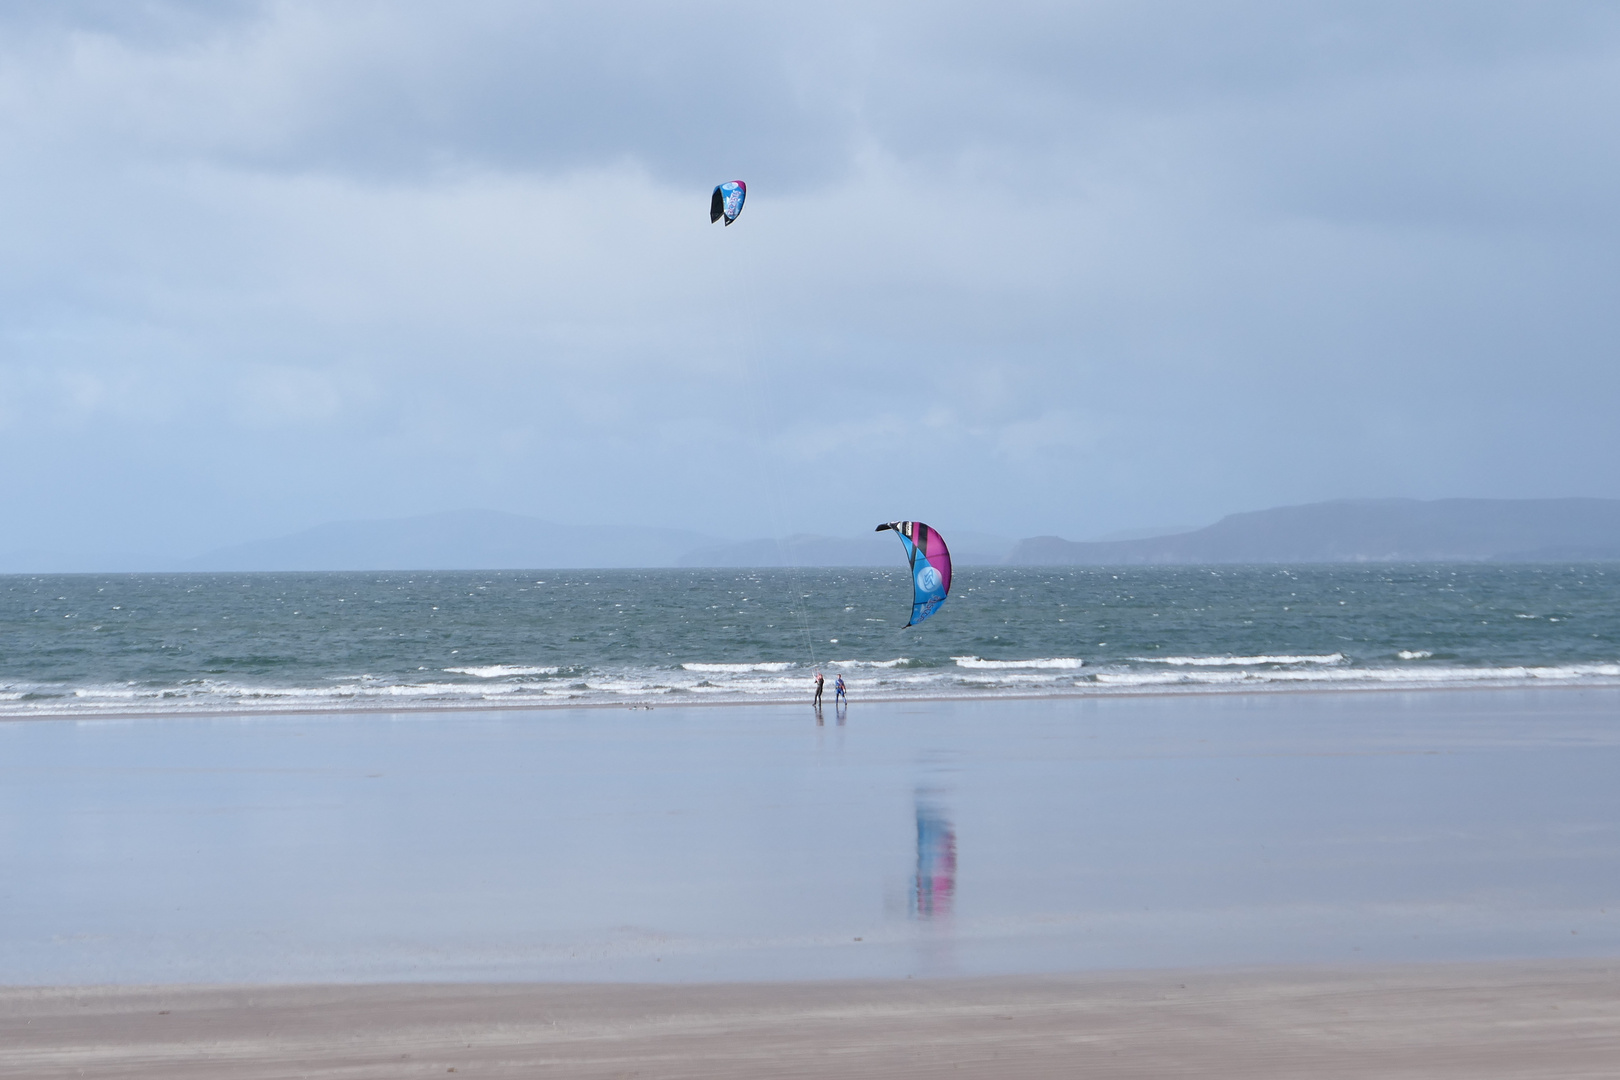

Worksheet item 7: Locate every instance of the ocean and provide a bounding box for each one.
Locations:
[1,564,1617,717]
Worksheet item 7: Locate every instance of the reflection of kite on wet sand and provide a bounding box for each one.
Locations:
[914,796,957,919]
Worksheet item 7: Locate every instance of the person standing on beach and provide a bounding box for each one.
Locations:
[835,674,846,704]
[814,671,825,707]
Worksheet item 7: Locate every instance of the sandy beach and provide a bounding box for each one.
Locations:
[4,961,1620,1078]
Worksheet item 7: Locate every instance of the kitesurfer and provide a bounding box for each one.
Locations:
[835,674,846,703]
[814,671,825,707]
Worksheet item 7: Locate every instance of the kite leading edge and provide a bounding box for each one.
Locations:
[876,521,952,626]
[710,180,746,225]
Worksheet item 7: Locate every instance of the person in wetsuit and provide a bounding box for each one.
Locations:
[814,671,825,707]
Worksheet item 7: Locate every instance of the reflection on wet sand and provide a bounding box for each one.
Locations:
[914,792,956,920]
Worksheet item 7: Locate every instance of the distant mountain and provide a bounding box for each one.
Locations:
[0,547,178,574]
[1009,498,1620,565]
[15,499,1617,574]
[679,534,891,568]
[4,513,1012,574]
[1085,524,1200,542]
[186,510,724,571]
[679,530,1014,568]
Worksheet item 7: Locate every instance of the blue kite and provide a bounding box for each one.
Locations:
[710,180,746,226]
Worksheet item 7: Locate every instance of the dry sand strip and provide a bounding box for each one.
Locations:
[3,961,1619,1079]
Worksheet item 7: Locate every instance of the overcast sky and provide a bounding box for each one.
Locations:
[2,1,1617,560]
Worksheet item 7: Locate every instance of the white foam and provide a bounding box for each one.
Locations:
[444,665,560,678]
[10,654,1620,719]
[1088,662,1620,689]
[830,658,912,668]
[1128,653,1345,666]
[1396,650,1433,660]
[952,656,1085,670]
[48,676,572,710]
[583,680,676,694]
[1092,670,1249,687]
[71,686,157,700]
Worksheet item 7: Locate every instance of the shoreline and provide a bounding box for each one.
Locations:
[5,959,1619,1078]
[2,675,1617,725]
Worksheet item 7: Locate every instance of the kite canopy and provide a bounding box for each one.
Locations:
[876,521,952,626]
[710,180,746,225]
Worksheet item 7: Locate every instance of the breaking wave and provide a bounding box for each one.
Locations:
[444,665,560,678]
[1086,662,1620,689]
[952,656,1085,670]
[1128,654,1344,666]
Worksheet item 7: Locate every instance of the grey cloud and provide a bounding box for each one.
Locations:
[0,2,1618,556]
[23,3,1619,186]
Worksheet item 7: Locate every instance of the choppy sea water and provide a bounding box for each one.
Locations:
[1,564,1617,716]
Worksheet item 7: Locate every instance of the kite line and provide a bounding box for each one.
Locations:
[711,179,821,672]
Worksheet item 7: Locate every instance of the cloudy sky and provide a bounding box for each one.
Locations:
[2,1,1617,561]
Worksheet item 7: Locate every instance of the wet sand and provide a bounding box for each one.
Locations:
[4,689,1620,1074]
[4,688,1620,983]
[4,961,1619,1078]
